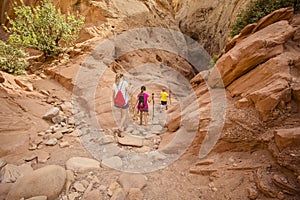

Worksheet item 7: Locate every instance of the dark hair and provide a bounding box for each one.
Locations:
[141,86,146,91]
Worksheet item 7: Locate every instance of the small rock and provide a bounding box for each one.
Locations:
[110,188,126,200]
[24,154,37,162]
[36,150,50,163]
[56,127,72,134]
[50,132,63,140]
[45,138,58,146]
[118,174,147,190]
[68,192,80,200]
[97,135,115,145]
[14,79,33,91]
[25,196,47,200]
[40,90,50,96]
[229,158,235,163]
[60,102,73,113]
[73,181,86,193]
[83,189,103,200]
[65,157,100,173]
[98,185,106,191]
[211,187,218,192]
[277,191,285,200]
[42,107,60,120]
[101,156,123,169]
[195,159,214,166]
[233,163,238,167]
[126,188,144,200]
[59,141,70,148]
[37,132,45,136]
[234,97,252,109]
[107,182,121,197]
[52,115,65,124]
[117,135,143,147]
[247,187,258,200]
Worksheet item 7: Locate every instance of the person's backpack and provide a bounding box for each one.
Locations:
[138,93,145,108]
[114,82,126,107]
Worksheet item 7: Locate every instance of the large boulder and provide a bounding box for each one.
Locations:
[208,20,295,88]
[6,165,66,200]
[227,54,292,120]
[65,157,100,173]
[274,127,300,152]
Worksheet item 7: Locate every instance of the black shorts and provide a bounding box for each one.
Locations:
[161,101,167,105]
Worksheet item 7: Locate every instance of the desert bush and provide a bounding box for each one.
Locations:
[0,40,28,74]
[230,0,294,37]
[4,0,85,57]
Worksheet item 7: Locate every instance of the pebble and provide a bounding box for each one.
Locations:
[73,182,86,193]
[45,138,58,146]
[59,141,70,148]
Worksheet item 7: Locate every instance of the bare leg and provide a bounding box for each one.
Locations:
[120,108,128,131]
[144,112,148,126]
[139,110,143,125]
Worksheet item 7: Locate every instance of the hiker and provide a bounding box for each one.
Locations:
[160,88,169,111]
[137,86,151,126]
[112,73,130,132]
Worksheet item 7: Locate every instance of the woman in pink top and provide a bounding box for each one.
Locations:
[137,86,150,125]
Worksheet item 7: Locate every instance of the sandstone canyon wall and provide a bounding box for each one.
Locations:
[0,0,251,55]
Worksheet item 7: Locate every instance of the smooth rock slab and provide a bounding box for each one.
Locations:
[66,157,100,173]
[6,165,66,200]
[117,135,143,147]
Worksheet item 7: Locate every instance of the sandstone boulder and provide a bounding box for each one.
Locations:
[0,164,33,183]
[208,20,294,88]
[6,165,66,200]
[274,127,300,152]
[42,107,60,120]
[65,157,100,173]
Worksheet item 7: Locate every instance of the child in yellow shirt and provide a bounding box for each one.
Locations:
[160,88,169,111]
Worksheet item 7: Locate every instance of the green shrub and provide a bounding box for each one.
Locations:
[0,40,28,74]
[4,0,85,57]
[230,0,294,37]
[208,55,219,69]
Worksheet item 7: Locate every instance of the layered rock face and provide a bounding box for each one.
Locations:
[174,0,251,55]
[0,0,251,54]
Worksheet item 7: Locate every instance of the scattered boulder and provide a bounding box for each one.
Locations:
[83,189,103,200]
[208,20,294,88]
[65,157,100,173]
[117,135,144,147]
[274,127,300,152]
[0,164,33,183]
[73,181,86,193]
[42,107,60,120]
[118,173,147,190]
[59,141,70,148]
[6,165,66,200]
[45,138,58,146]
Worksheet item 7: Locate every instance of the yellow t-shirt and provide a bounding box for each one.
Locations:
[161,91,168,102]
